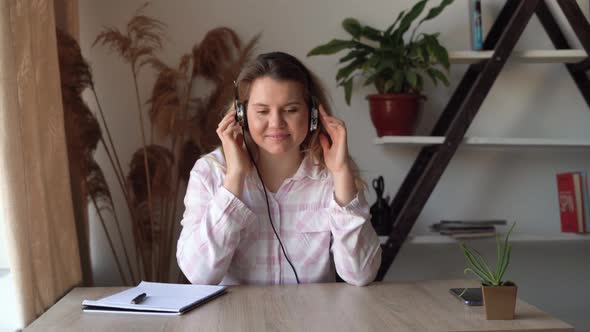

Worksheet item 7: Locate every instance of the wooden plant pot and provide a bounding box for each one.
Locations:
[482,284,518,320]
[366,94,424,136]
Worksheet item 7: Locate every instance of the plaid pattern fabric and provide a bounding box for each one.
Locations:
[177,148,382,286]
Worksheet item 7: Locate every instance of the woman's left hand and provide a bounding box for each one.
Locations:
[318,105,351,175]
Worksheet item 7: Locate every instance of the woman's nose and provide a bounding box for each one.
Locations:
[268,110,286,127]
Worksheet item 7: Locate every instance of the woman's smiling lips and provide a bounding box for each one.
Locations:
[265,133,290,141]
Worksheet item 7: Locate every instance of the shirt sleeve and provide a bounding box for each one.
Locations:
[176,159,256,285]
[328,190,382,286]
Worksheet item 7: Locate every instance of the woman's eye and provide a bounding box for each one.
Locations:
[256,110,269,114]
[286,109,299,113]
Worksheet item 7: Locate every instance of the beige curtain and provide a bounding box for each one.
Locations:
[53,0,94,287]
[0,0,82,327]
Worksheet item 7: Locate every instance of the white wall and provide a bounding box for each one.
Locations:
[78,0,590,285]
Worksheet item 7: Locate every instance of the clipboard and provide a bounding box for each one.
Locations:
[82,281,227,315]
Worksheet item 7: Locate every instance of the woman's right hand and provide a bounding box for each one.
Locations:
[216,108,251,186]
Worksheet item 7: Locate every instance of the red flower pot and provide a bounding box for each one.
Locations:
[366,93,424,136]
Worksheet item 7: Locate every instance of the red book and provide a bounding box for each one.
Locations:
[556,172,584,233]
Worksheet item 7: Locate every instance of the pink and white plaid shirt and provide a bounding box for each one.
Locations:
[176,148,382,286]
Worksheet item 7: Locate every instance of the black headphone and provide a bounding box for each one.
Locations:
[233,53,319,133]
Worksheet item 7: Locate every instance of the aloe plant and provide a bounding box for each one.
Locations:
[460,222,516,287]
[307,0,453,105]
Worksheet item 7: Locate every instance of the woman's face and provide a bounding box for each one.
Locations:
[246,76,309,156]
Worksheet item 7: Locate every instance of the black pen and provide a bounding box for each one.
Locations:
[130,292,147,304]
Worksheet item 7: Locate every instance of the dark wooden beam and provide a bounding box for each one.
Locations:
[536,0,590,108]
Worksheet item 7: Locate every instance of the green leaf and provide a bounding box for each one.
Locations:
[384,79,394,93]
[472,248,498,285]
[464,252,494,283]
[342,18,362,39]
[362,54,382,73]
[419,43,431,63]
[461,244,495,282]
[353,40,376,52]
[497,223,516,282]
[397,0,428,37]
[410,0,454,41]
[384,10,406,38]
[338,50,366,63]
[361,26,382,42]
[363,72,379,87]
[416,73,424,91]
[336,58,365,81]
[407,42,420,58]
[428,68,450,86]
[419,0,454,24]
[308,39,356,56]
[392,70,404,92]
[504,222,517,250]
[464,268,491,285]
[497,244,512,282]
[423,35,450,70]
[425,68,438,86]
[433,42,450,70]
[343,78,353,105]
[405,70,417,88]
[495,233,503,278]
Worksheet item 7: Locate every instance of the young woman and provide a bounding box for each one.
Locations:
[176,52,381,286]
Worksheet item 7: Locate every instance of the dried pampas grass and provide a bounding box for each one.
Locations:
[59,2,260,284]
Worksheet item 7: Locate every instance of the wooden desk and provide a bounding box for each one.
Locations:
[25,279,573,332]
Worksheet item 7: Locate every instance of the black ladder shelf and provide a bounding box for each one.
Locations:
[376,0,590,281]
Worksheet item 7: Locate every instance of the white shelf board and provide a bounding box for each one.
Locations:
[374,136,444,145]
[409,233,590,244]
[374,136,590,149]
[449,49,588,64]
[379,234,590,245]
[464,137,590,148]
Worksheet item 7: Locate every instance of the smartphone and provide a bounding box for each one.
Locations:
[449,288,483,306]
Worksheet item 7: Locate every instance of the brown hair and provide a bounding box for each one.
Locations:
[230,52,365,191]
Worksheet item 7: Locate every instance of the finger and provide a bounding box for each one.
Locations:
[219,109,237,125]
[326,120,345,129]
[218,114,237,131]
[218,118,236,135]
[319,107,346,130]
[222,122,238,138]
[232,123,244,137]
[225,103,238,114]
[322,114,345,127]
[323,118,344,136]
[319,133,330,153]
[319,104,329,127]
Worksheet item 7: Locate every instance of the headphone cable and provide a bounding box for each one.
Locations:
[240,126,300,284]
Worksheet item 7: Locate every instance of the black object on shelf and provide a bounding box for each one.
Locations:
[370,176,392,236]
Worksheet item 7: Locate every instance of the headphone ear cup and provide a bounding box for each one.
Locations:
[236,103,249,131]
[309,102,319,132]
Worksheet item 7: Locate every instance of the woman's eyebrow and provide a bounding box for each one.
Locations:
[251,101,304,107]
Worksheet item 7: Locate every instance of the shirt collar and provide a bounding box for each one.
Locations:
[246,153,328,184]
[290,154,328,181]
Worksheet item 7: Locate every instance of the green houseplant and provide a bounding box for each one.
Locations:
[460,222,517,320]
[308,0,453,136]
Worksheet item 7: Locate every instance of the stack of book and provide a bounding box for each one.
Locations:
[556,171,589,233]
[430,220,507,239]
